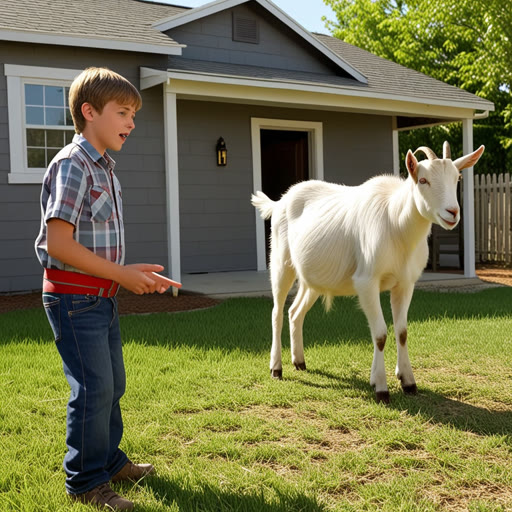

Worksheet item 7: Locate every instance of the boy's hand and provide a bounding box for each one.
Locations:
[147,272,182,292]
[119,264,174,295]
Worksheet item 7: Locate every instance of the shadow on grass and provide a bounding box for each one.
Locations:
[2,287,512,351]
[304,368,512,437]
[137,476,326,512]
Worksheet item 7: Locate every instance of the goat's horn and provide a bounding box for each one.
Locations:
[443,141,451,159]
[414,146,438,160]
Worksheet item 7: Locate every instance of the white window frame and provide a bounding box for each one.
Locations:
[5,64,81,184]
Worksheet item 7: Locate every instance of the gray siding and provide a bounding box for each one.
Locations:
[177,100,393,273]
[0,38,393,290]
[0,42,169,293]
[167,2,340,75]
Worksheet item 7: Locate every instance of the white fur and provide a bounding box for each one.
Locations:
[252,143,484,402]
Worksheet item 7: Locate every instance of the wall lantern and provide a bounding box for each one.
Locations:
[216,137,227,166]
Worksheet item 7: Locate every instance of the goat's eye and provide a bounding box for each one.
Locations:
[419,178,428,185]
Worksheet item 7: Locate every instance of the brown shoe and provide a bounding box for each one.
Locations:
[112,460,155,483]
[69,482,134,510]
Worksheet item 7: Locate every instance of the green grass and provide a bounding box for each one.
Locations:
[1,288,512,511]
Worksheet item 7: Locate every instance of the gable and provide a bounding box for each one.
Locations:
[163,1,351,78]
[154,0,367,83]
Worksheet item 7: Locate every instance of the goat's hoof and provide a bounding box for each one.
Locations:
[270,369,283,380]
[375,391,390,404]
[402,384,418,395]
[294,362,307,371]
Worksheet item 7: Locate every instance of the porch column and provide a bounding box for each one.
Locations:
[392,117,400,176]
[163,86,181,294]
[462,118,476,278]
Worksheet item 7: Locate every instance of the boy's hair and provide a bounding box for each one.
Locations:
[69,67,142,133]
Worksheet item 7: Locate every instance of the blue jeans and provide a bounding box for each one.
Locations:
[43,293,128,495]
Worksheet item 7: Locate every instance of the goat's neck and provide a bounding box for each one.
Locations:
[391,179,431,248]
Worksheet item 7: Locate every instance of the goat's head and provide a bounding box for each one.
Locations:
[406,142,485,230]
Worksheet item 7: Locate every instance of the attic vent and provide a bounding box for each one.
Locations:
[232,13,259,44]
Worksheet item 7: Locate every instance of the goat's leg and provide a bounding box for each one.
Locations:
[390,283,417,394]
[288,283,320,371]
[269,264,296,379]
[354,279,389,403]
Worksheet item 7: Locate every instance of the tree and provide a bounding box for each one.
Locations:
[323,0,512,173]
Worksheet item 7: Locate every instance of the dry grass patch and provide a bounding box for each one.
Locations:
[424,480,512,511]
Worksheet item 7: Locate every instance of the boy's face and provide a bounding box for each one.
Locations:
[83,100,137,155]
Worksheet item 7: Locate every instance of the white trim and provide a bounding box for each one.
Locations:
[0,30,183,56]
[152,0,367,84]
[5,64,81,81]
[462,118,476,278]
[140,67,169,90]
[5,65,81,184]
[392,117,400,176]
[163,69,492,113]
[163,88,182,293]
[251,117,324,271]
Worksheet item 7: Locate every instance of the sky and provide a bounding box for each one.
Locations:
[155,0,336,34]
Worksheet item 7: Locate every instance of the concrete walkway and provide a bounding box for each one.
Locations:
[180,270,484,298]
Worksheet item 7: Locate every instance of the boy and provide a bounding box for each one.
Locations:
[35,67,170,510]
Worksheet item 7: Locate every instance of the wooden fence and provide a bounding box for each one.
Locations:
[474,173,512,264]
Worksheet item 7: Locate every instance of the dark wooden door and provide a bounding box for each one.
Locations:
[260,129,309,260]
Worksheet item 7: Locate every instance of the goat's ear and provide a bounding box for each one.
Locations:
[453,145,485,171]
[406,150,418,183]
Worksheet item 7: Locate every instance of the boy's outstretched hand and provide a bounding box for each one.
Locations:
[119,264,182,295]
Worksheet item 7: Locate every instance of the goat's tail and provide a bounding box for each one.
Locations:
[251,191,275,220]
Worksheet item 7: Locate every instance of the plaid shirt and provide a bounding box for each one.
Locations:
[35,134,125,272]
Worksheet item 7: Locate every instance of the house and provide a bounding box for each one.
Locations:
[0,0,494,293]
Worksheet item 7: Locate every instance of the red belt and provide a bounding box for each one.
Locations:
[43,269,120,298]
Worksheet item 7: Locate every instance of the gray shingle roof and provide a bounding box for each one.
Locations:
[166,56,368,89]
[315,34,493,110]
[0,0,186,51]
[0,0,494,112]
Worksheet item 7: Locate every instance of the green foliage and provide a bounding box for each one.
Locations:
[324,0,512,173]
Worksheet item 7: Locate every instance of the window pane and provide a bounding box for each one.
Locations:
[47,148,60,164]
[47,129,65,148]
[26,106,44,125]
[25,84,43,106]
[45,86,64,107]
[65,109,73,126]
[45,107,65,126]
[27,148,45,168]
[65,130,75,144]
[26,129,45,147]
[65,87,70,107]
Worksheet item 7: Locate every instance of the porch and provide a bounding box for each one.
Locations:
[180,270,483,298]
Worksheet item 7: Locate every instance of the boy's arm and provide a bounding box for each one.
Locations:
[47,218,171,295]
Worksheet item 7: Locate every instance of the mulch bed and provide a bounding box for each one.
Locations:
[0,264,510,314]
[475,264,512,287]
[0,288,222,315]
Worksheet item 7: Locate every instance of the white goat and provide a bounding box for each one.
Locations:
[252,142,484,403]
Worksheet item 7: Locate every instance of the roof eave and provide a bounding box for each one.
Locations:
[152,0,368,84]
[0,30,184,55]
[150,67,493,113]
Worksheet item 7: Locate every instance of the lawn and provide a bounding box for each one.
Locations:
[1,288,512,511]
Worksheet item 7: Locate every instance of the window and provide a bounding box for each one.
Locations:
[25,83,75,169]
[5,65,81,184]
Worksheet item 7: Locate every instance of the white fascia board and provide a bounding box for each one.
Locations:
[165,69,493,113]
[140,67,169,90]
[0,30,184,55]
[152,0,367,84]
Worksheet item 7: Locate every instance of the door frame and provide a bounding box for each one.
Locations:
[251,118,324,271]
